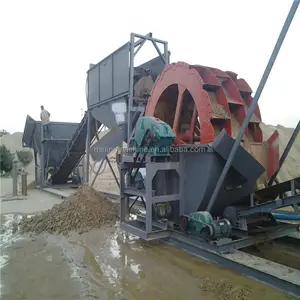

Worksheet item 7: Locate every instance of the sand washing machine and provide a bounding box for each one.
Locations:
[120,70,299,239]
[87,2,300,295]
[87,36,299,242]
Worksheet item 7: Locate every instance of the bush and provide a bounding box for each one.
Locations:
[0,130,9,137]
[0,145,13,174]
[16,150,33,166]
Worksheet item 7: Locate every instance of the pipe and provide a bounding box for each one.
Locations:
[272,213,300,221]
[206,1,299,212]
[268,120,300,186]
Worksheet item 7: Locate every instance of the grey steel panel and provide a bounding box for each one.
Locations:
[180,152,217,214]
[137,56,166,82]
[99,56,113,101]
[22,115,36,147]
[91,99,127,129]
[113,44,130,96]
[23,117,79,154]
[136,215,168,230]
[152,194,180,203]
[43,141,69,167]
[88,66,99,106]
[212,130,265,181]
[33,123,41,153]
[90,124,126,162]
[120,221,170,240]
[180,148,263,216]
[47,123,78,140]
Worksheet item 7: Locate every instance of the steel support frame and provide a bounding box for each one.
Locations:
[84,109,91,184]
[40,126,45,187]
[169,223,300,252]
[120,159,179,240]
[90,159,105,188]
[86,33,169,188]
[242,188,300,216]
[34,151,38,186]
[127,33,169,147]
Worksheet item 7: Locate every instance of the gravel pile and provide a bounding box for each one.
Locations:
[199,278,252,300]
[19,185,119,235]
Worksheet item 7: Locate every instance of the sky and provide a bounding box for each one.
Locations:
[0,0,299,133]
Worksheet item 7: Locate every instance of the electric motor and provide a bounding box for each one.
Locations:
[210,219,232,239]
[181,211,232,240]
[153,203,172,219]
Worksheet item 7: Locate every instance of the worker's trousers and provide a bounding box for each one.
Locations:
[43,123,52,139]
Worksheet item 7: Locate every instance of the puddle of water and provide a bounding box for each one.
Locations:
[74,225,298,300]
[0,215,297,300]
[0,214,33,295]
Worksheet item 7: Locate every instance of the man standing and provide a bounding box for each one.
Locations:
[40,105,52,139]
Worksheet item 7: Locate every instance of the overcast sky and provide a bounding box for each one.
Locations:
[0,0,299,133]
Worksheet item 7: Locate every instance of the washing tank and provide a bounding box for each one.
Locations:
[179,130,265,216]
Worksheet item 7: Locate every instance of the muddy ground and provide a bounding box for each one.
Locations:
[244,238,300,271]
[1,177,299,300]
[1,218,297,300]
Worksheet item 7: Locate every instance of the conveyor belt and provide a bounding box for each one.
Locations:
[255,177,300,201]
[50,113,100,185]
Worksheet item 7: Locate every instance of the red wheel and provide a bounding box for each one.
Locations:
[145,62,263,145]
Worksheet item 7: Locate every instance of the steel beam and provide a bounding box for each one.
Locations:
[207,1,299,212]
[120,221,170,240]
[165,236,300,298]
[85,110,91,184]
[105,156,120,188]
[90,159,105,187]
[127,32,169,147]
[132,32,168,45]
[239,193,300,216]
[40,125,45,187]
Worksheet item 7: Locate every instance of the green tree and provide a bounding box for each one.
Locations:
[0,130,9,137]
[16,150,33,166]
[0,145,13,174]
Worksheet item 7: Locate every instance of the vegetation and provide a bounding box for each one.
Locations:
[16,150,33,166]
[0,145,13,174]
[0,129,9,137]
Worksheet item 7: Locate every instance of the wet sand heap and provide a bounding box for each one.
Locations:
[19,185,119,235]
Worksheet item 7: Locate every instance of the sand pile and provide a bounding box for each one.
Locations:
[199,277,252,300]
[19,185,119,235]
[260,123,300,182]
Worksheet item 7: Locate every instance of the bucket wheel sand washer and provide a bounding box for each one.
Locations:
[144,62,279,186]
